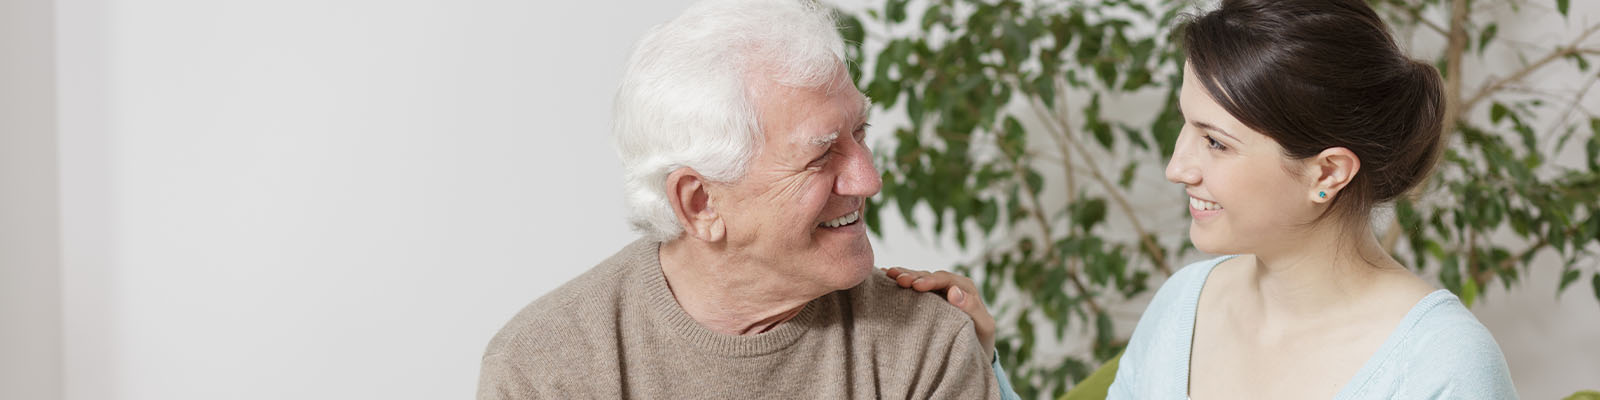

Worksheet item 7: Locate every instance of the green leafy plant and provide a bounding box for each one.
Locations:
[837,0,1600,397]
[1375,0,1600,309]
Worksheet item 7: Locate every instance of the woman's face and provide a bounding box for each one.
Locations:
[1165,63,1323,255]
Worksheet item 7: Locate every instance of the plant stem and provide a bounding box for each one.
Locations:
[1005,150,1103,316]
[1022,95,1175,276]
[1484,224,1585,284]
[1058,79,1078,205]
[1463,24,1600,111]
[1442,0,1468,139]
[1544,70,1600,141]
[1386,0,1448,36]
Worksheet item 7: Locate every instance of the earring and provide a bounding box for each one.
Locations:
[1318,191,1327,199]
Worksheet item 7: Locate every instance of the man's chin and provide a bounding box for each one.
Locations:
[811,253,873,291]
[805,238,875,290]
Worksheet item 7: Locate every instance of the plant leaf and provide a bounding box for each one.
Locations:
[1461,274,1480,308]
[886,0,908,23]
[1588,132,1600,171]
[1073,198,1108,231]
[1118,161,1139,189]
[1025,168,1044,197]
[1593,274,1600,307]
[1094,311,1114,347]
[1478,23,1498,53]
[1558,268,1581,295]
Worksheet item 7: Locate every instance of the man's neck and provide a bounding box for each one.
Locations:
[657,238,824,336]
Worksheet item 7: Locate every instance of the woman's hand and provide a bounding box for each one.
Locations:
[882,267,995,362]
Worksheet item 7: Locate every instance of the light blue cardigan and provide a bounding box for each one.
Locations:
[1108,256,1518,399]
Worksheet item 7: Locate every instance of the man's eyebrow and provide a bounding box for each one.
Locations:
[806,131,839,147]
[799,96,871,148]
[1193,121,1242,143]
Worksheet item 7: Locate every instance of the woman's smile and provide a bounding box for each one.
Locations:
[1188,194,1223,220]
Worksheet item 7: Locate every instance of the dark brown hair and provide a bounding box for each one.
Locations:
[1182,0,1445,224]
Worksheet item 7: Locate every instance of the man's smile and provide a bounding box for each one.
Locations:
[819,210,861,228]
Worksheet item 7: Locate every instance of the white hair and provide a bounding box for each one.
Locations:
[613,0,850,241]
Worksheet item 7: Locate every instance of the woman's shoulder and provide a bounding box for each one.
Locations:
[1126,254,1239,332]
[1109,255,1238,399]
[1356,290,1518,399]
[1132,254,1236,329]
[1153,255,1237,302]
[1404,291,1512,364]
[1399,291,1508,360]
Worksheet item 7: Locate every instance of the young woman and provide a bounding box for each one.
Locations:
[888,0,1517,398]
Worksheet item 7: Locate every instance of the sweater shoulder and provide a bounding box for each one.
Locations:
[843,270,999,399]
[848,270,975,331]
[481,240,652,361]
[1373,292,1518,398]
[1151,255,1232,309]
[1110,255,1233,398]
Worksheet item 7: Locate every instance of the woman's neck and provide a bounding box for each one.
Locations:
[1243,221,1406,320]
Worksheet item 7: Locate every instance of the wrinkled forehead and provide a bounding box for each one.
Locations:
[747,69,871,144]
[795,95,872,147]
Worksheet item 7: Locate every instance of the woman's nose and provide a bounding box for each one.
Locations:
[1165,135,1200,185]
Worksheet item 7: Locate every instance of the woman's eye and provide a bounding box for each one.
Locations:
[1204,135,1227,150]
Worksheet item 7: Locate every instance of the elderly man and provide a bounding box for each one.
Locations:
[477,0,1002,398]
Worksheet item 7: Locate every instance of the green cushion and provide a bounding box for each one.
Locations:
[1059,353,1120,400]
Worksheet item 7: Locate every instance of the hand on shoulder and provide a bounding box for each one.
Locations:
[881,267,995,361]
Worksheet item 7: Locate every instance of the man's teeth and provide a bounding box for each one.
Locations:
[820,211,860,228]
[1189,196,1223,211]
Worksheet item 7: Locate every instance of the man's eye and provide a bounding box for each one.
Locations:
[809,152,832,167]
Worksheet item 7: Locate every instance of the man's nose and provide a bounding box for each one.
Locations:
[835,143,881,197]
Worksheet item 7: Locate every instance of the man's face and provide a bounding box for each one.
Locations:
[708,66,879,293]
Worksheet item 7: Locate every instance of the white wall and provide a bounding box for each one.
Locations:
[54,0,695,398]
[18,0,1595,399]
[44,0,972,397]
[1,0,63,399]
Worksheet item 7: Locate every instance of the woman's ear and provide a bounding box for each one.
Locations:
[1308,147,1360,203]
[664,168,726,242]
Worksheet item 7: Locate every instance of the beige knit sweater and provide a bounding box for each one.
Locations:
[477,239,999,399]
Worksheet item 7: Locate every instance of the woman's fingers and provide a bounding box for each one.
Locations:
[885,267,933,289]
[910,270,959,292]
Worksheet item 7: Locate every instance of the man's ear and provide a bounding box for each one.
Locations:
[665,167,726,242]
[1307,147,1361,203]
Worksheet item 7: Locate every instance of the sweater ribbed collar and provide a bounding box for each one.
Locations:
[626,239,829,358]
